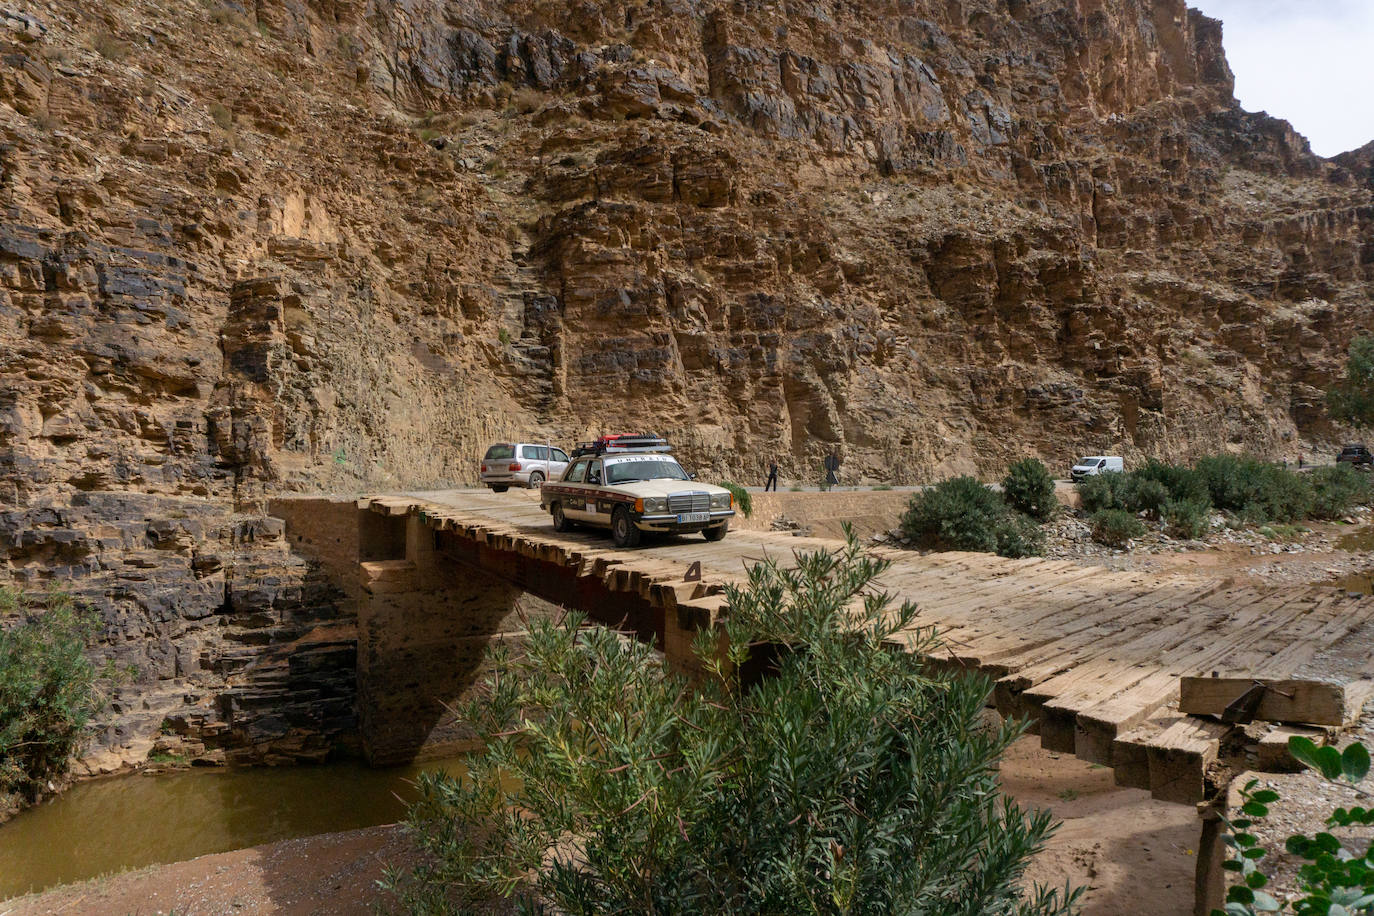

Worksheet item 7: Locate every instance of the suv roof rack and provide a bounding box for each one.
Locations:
[571,433,672,458]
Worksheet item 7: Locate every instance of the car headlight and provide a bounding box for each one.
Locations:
[710,492,731,509]
[643,497,668,513]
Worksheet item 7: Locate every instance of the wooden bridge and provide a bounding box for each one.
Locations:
[354,487,1374,808]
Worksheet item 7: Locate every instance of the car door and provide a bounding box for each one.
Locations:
[580,459,608,526]
[559,458,591,520]
[521,445,547,482]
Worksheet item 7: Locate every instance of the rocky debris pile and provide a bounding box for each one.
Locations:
[869,528,912,548]
[871,506,1374,588]
[770,515,813,538]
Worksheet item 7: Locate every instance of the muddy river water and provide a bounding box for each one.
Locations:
[0,755,466,900]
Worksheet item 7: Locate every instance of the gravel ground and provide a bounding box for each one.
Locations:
[1230,713,1374,907]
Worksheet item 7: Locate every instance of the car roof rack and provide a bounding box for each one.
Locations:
[571,433,672,458]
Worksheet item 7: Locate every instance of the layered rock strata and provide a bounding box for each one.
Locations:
[0,493,357,770]
[0,0,1368,496]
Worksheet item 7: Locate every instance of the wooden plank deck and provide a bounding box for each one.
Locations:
[361,488,1374,805]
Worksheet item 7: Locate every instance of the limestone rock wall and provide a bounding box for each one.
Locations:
[0,0,1369,498]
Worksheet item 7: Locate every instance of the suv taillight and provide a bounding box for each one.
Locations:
[480,464,487,472]
[509,462,521,471]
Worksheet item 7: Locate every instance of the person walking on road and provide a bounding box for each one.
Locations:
[764,458,779,492]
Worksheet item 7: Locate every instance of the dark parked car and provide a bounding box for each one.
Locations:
[1336,444,1373,469]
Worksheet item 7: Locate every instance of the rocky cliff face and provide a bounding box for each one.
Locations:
[1,493,357,771]
[0,0,1369,497]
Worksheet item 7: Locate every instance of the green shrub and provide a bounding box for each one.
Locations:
[717,480,752,519]
[1195,454,1252,511]
[1162,498,1210,540]
[1002,458,1058,522]
[1308,464,1374,520]
[997,511,1048,558]
[901,476,1044,558]
[1090,509,1145,548]
[0,588,101,806]
[1133,458,1211,505]
[1121,476,1170,519]
[1196,455,1312,523]
[386,536,1079,915]
[1077,472,1125,512]
[1327,333,1374,428]
[1244,465,1313,524]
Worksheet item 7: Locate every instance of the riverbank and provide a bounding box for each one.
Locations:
[3,735,1197,915]
[1,823,414,915]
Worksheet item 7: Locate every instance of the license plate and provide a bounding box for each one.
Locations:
[677,512,710,524]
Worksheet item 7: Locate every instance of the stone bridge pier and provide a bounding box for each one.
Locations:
[352,502,708,765]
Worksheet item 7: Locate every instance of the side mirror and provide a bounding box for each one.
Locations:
[688,471,697,480]
[588,472,601,484]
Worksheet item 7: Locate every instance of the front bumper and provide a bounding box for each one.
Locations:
[636,508,735,532]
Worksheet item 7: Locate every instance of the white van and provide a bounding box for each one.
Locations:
[1071,456,1124,482]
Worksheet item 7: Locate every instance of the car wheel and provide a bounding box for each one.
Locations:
[491,485,509,493]
[703,523,728,542]
[528,471,545,489]
[551,502,572,532]
[611,506,641,548]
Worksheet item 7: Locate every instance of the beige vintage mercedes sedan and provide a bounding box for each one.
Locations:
[540,449,735,548]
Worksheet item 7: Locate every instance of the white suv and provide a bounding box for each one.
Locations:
[480,443,571,492]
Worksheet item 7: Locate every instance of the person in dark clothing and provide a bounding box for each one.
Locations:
[764,459,779,491]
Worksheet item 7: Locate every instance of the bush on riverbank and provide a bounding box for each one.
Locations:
[0,587,100,808]
[900,476,1046,558]
[1162,497,1211,540]
[1306,464,1374,520]
[1078,455,1370,532]
[1002,458,1058,522]
[1090,509,1146,548]
[388,537,1079,915]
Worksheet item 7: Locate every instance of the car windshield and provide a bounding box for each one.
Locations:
[484,444,514,460]
[605,459,689,483]
[1076,457,1098,465]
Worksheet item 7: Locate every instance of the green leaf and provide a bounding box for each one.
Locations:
[1251,790,1280,804]
[1242,801,1270,818]
[1245,870,1268,889]
[1290,735,1323,768]
[1228,885,1255,905]
[1342,743,1371,783]
[1241,848,1267,860]
[1317,745,1346,781]
[1315,832,1343,854]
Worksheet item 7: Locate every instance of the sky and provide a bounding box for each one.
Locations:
[1189,0,1374,158]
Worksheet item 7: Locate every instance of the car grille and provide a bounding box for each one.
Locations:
[668,492,710,513]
